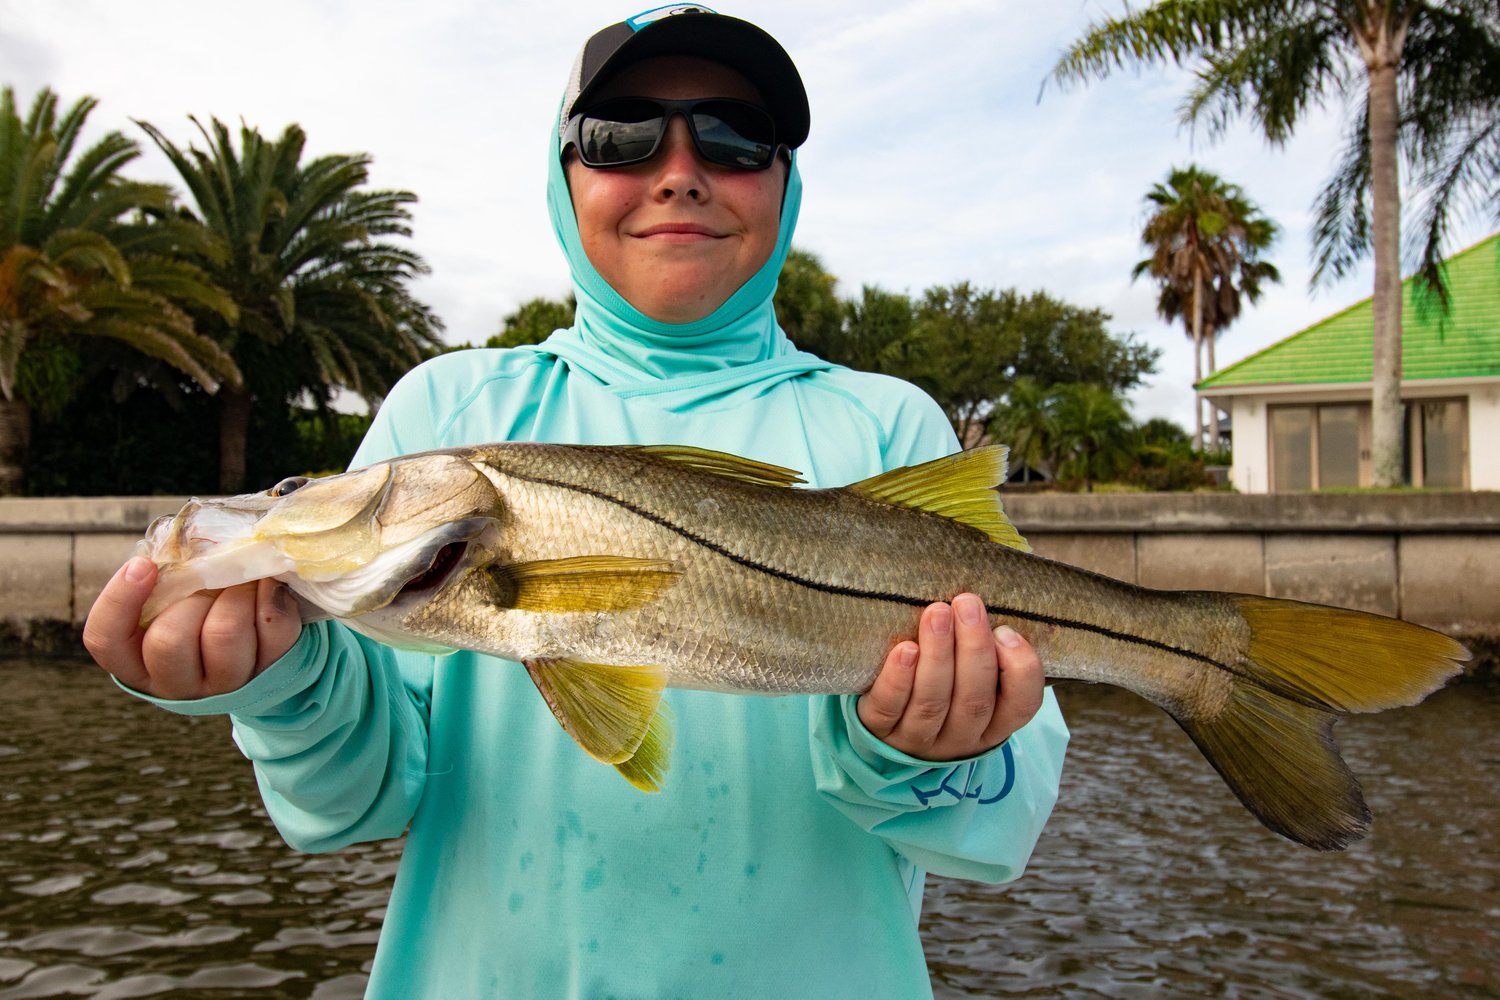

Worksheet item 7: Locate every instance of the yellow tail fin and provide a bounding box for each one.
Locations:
[1178,684,1367,850]
[1232,596,1470,712]
[1177,598,1468,850]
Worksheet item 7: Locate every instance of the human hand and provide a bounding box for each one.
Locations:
[857,593,1045,762]
[83,556,301,700]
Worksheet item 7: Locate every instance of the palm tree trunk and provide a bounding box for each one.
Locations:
[0,398,31,496]
[1191,269,1205,452]
[1206,324,1220,451]
[218,385,252,494]
[1360,7,1409,488]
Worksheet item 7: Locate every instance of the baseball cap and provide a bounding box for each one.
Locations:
[561,5,810,150]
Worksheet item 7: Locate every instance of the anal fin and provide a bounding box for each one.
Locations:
[525,658,674,792]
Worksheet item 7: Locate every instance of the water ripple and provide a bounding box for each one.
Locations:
[2,661,1495,998]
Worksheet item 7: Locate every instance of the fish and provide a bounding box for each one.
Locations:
[136,443,1470,851]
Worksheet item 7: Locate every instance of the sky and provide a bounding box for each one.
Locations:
[3,0,1493,431]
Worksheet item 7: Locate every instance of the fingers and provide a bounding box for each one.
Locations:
[856,640,918,739]
[199,581,261,694]
[903,602,958,747]
[82,557,157,691]
[945,594,1001,738]
[981,625,1046,748]
[140,587,228,699]
[857,602,958,755]
[856,595,1046,762]
[86,557,301,701]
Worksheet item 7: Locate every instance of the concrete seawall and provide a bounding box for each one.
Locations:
[2,492,1496,669]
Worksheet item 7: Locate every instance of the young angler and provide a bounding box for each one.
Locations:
[85,7,1070,996]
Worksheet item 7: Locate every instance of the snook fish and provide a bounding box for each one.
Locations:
[137,443,1469,850]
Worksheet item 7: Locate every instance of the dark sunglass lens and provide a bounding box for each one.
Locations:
[691,102,776,168]
[580,99,665,165]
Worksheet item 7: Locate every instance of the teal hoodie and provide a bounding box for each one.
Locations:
[132,103,1069,999]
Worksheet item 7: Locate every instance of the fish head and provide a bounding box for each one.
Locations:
[138,451,509,623]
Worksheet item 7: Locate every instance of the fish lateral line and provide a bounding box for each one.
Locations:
[497,468,1247,680]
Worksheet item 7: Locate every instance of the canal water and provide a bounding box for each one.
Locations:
[2,661,1496,999]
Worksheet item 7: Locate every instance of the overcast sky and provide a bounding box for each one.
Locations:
[4,0,1493,431]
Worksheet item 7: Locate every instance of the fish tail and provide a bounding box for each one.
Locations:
[1231,596,1470,713]
[1176,597,1469,851]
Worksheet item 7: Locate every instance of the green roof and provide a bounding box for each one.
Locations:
[1198,232,1500,390]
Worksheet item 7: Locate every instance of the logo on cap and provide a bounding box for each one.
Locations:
[626,5,717,31]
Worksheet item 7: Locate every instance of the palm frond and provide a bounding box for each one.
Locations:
[1184,15,1349,141]
[1310,97,1373,287]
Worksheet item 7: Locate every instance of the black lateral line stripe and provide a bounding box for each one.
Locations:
[509,469,1232,672]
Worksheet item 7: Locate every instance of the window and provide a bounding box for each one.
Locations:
[1270,398,1470,490]
[1317,405,1362,489]
[1269,407,1313,491]
[1406,398,1469,489]
[1268,402,1371,490]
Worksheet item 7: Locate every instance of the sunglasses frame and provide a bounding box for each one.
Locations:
[562,96,781,171]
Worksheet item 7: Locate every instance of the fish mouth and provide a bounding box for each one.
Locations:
[397,540,470,597]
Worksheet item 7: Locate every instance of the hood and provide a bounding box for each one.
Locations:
[526,103,831,408]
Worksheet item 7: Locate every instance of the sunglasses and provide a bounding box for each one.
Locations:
[562,97,780,171]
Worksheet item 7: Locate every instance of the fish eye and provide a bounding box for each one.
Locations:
[269,476,311,497]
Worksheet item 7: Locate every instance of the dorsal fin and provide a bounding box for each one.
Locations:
[848,446,1030,552]
[634,445,805,488]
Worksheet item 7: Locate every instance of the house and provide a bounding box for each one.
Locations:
[1197,233,1500,492]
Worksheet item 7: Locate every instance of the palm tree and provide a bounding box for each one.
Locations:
[1053,0,1500,485]
[773,248,844,358]
[988,376,1054,483]
[1048,383,1136,492]
[1132,166,1280,450]
[0,87,239,493]
[137,117,444,492]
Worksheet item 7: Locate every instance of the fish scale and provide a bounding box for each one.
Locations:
[137,441,1470,850]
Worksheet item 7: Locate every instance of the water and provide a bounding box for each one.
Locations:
[2,663,1496,999]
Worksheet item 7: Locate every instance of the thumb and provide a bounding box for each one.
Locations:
[83,557,158,690]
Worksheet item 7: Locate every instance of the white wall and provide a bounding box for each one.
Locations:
[1228,396,1270,493]
[1470,384,1500,490]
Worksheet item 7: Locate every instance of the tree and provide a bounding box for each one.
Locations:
[0,87,238,493]
[1048,383,1136,492]
[488,295,576,349]
[1132,165,1280,449]
[1053,0,1500,485]
[840,285,915,373]
[1003,290,1159,395]
[987,376,1054,483]
[774,248,844,357]
[891,285,1158,446]
[138,117,443,492]
[898,283,1026,445]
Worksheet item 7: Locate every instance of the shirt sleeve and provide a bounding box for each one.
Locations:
[118,622,434,853]
[807,378,1071,883]
[116,359,455,852]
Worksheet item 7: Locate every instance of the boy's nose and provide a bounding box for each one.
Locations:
[651,115,709,200]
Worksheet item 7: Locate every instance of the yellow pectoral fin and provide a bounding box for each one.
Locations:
[488,555,680,613]
[524,658,675,792]
[848,445,1030,552]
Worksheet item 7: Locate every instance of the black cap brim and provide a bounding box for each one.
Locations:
[568,11,809,149]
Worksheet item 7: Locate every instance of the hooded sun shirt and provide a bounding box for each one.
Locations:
[125,90,1069,1000]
